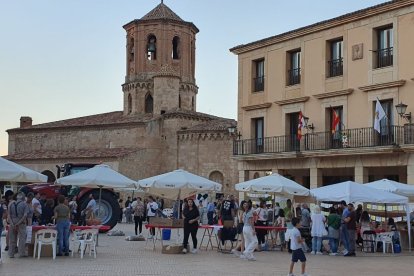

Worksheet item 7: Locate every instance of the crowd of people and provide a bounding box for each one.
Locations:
[0,190,98,262]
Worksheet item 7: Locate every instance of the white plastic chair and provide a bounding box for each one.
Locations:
[375,232,394,254]
[71,229,98,259]
[33,229,57,260]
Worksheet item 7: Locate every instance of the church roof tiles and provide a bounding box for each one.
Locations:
[180,118,237,133]
[141,2,183,22]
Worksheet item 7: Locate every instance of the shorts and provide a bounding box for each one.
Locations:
[291,248,306,263]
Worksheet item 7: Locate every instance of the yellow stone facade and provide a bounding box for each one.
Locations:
[230,1,414,187]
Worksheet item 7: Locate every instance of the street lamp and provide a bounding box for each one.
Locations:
[303,116,314,131]
[395,102,411,123]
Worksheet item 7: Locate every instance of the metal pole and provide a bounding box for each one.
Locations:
[98,186,102,218]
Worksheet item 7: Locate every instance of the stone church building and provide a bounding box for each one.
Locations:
[5,3,238,193]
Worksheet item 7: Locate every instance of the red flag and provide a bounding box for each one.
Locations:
[297,111,304,140]
[331,108,340,134]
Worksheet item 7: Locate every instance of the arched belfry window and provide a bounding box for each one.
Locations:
[127,94,132,114]
[178,94,181,108]
[145,93,153,113]
[191,96,194,111]
[172,36,180,60]
[147,35,157,60]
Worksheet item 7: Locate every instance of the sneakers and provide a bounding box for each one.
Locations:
[287,274,296,276]
[247,256,256,261]
[344,252,356,257]
[329,252,338,256]
[301,273,310,276]
[231,249,241,257]
[239,254,247,260]
[182,248,187,254]
[316,251,323,255]
[342,249,349,255]
[191,248,198,254]
[310,251,316,255]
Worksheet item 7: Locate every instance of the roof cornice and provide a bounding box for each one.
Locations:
[359,80,406,92]
[230,0,413,55]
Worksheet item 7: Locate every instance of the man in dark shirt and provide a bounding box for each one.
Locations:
[344,203,356,256]
[220,195,235,222]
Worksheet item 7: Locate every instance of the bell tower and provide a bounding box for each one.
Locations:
[122,2,199,115]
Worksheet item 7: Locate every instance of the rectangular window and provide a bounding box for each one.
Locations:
[287,112,300,151]
[253,117,264,153]
[376,26,393,68]
[252,59,265,92]
[328,39,343,77]
[287,50,301,85]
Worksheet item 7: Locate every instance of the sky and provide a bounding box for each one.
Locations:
[0,0,387,156]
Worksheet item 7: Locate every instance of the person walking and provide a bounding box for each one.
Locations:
[7,192,29,258]
[240,200,258,261]
[54,195,71,256]
[68,195,78,225]
[231,200,246,256]
[288,217,309,276]
[132,197,145,236]
[0,197,5,263]
[327,207,341,255]
[207,200,215,225]
[182,198,200,254]
[310,205,326,255]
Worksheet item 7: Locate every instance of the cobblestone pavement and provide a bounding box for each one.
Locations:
[1,223,413,276]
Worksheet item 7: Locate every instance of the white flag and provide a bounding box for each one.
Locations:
[374,99,386,133]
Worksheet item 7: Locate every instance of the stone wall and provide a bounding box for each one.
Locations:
[8,123,161,155]
[177,131,238,193]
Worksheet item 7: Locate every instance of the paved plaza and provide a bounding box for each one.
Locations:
[1,223,413,276]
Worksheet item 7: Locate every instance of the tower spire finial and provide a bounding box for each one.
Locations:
[161,0,163,4]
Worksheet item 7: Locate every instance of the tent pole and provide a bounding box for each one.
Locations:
[273,192,276,225]
[98,186,102,218]
[406,203,411,252]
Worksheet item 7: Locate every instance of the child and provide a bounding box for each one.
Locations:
[288,217,309,276]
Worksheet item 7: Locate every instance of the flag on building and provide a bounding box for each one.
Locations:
[374,99,386,133]
[331,108,340,134]
[297,111,305,140]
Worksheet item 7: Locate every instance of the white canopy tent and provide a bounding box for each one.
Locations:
[235,173,310,196]
[56,164,137,223]
[136,169,222,200]
[365,179,414,199]
[235,173,311,223]
[0,156,47,182]
[311,180,411,251]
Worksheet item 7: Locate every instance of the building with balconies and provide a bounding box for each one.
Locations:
[230,0,414,188]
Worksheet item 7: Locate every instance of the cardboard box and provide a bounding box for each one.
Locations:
[28,244,53,257]
[162,244,187,254]
[149,217,184,227]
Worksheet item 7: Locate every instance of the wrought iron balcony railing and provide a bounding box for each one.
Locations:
[253,76,264,92]
[376,47,393,68]
[287,68,301,86]
[327,58,343,77]
[233,125,410,156]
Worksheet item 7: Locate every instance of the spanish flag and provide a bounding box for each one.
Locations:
[331,108,340,134]
[297,111,304,140]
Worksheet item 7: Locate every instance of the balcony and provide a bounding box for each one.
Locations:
[327,58,343,77]
[253,76,264,92]
[233,125,413,156]
[287,68,301,86]
[376,47,393,68]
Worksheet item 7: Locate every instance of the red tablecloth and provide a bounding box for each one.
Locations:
[145,224,182,229]
[254,226,287,231]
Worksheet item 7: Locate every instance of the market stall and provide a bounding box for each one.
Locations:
[310,180,410,251]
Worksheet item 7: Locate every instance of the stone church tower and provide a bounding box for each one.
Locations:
[122,2,199,116]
